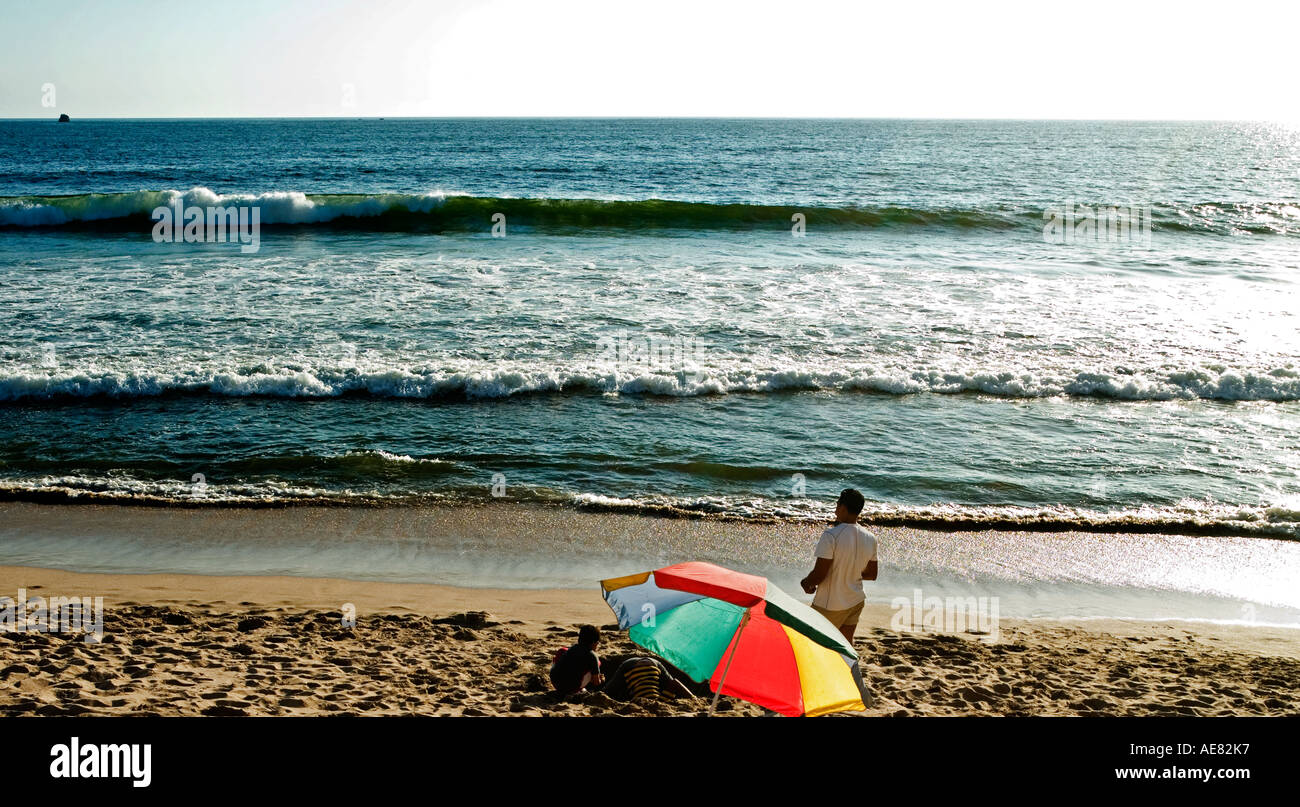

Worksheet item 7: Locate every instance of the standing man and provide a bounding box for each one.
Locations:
[800,488,877,645]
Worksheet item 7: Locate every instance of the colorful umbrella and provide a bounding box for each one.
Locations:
[600,561,867,717]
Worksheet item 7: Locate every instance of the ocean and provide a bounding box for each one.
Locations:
[1,118,1299,620]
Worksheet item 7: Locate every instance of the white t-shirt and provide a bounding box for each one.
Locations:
[812,522,878,611]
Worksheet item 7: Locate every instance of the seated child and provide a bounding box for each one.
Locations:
[549,624,603,695]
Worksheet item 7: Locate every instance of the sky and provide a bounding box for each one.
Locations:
[1,0,1296,119]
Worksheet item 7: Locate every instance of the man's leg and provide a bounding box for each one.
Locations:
[841,601,870,705]
[813,604,851,640]
[838,601,864,646]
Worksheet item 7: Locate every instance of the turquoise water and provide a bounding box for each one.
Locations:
[1,119,1299,537]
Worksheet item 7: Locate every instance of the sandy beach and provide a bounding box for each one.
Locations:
[2,564,1296,717]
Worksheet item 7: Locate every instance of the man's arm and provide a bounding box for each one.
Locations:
[861,559,878,581]
[801,557,833,594]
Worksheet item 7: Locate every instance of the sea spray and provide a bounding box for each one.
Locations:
[151,193,260,253]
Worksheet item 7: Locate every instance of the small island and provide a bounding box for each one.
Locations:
[57,113,70,123]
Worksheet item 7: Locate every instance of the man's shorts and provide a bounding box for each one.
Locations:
[811,600,864,629]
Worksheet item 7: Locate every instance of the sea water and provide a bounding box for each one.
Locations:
[1,119,1298,619]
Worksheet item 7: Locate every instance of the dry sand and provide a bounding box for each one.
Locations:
[1,565,1296,717]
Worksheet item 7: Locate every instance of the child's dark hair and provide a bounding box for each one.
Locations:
[578,624,601,647]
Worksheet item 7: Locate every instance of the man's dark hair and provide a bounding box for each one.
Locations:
[837,488,866,516]
[578,624,601,647]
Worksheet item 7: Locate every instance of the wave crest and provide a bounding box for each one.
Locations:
[1,477,1296,539]
[1,362,1298,402]
[4,189,1293,235]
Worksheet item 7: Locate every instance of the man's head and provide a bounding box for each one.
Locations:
[578,624,601,649]
[835,488,865,523]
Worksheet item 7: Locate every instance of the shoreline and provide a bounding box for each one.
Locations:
[3,500,1299,625]
[0,492,1295,541]
[2,564,1297,716]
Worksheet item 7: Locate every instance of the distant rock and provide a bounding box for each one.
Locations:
[57,114,70,123]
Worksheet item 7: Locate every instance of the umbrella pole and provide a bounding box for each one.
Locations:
[708,610,750,716]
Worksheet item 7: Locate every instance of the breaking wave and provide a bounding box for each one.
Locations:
[2,188,1296,235]
[1,475,1296,539]
[2,362,1298,402]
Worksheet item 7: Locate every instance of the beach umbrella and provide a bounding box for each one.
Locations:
[600,561,867,717]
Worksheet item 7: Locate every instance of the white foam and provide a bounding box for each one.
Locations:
[0,187,452,227]
[339,449,452,466]
[2,361,1299,402]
